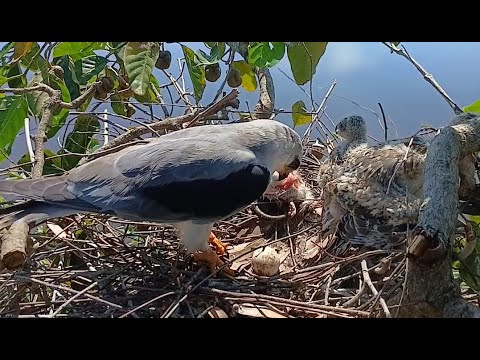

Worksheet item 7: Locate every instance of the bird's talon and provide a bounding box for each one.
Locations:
[192,249,235,276]
[208,232,227,255]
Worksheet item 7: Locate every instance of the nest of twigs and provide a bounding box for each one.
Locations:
[0,143,477,318]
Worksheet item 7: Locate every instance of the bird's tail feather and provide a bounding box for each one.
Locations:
[0,176,73,202]
[0,201,82,230]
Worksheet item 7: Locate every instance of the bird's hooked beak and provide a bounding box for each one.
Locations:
[271,157,301,182]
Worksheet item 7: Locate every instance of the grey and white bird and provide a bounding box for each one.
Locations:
[0,120,303,274]
[318,116,425,249]
[330,115,368,162]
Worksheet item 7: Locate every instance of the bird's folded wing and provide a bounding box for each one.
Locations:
[66,137,270,219]
[343,144,425,183]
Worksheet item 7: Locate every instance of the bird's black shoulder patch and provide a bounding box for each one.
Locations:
[143,164,270,219]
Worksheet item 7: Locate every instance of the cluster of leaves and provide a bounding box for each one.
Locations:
[0,41,331,174]
[453,217,480,293]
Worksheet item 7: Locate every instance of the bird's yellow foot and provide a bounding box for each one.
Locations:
[192,248,235,276]
[208,232,227,255]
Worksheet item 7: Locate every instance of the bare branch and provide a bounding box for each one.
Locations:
[302,79,337,145]
[0,83,56,96]
[360,260,391,318]
[383,42,463,115]
[58,82,100,109]
[252,67,275,119]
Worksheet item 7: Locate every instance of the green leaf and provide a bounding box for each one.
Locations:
[20,42,48,72]
[78,92,94,113]
[111,94,127,116]
[124,42,160,96]
[109,42,127,50]
[56,56,81,100]
[196,43,226,65]
[463,99,480,113]
[47,110,69,139]
[196,49,217,65]
[469,215,480,225]
[0,96,28,162]
[26,72,50,117]
[247,42,286,68]
[13,42,34,62]
[60,114,100,170]
[0,42,14,63]
[182,45,206,102]
[459,254,480,292]
[287,42,328,85]
[292,100,312,127]
[248,42,269,68]
[0,76,7,86]
[232,61,257,92]
[74,56,108,85]
[267,42,285,67]
[18,149,63,175]
[205,42,217,48]
[7,63,27,88]
[53,42,106,60]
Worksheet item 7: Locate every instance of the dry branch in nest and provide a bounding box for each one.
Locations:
[1,221,29,269]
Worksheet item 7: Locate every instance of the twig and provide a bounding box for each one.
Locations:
[119,291,176,318]
[302,79,337,146]
[15,276,122,309]
[201,288,370,317]
[343,277,366,307]
[0,84,56,96]
[378,102,388,142]
[382,42,462,115]
[50,281,98,317]
[360,260,391,318]
[58,82,100,109]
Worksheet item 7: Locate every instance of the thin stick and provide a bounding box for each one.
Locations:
[202,288,370,317]
[382,42,462,115]
[16,276,122,309]
[50,281,98,317]
[378,102,388,142]
[360,260,392,318]
[302,80,337,146]
[119,291,176,318]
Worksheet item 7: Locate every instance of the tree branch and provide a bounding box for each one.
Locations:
[58,82,101,109]
[383,42,463,115]
[402,112,480,317]
[252,67,275,119]
[0,83,56,96]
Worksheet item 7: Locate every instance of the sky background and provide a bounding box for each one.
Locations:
[1,42,480,167]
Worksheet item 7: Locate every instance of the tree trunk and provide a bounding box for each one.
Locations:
[402,113,480,317]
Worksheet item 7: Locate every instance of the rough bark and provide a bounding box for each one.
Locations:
[1,221,29,269]
[402,113,480,317]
